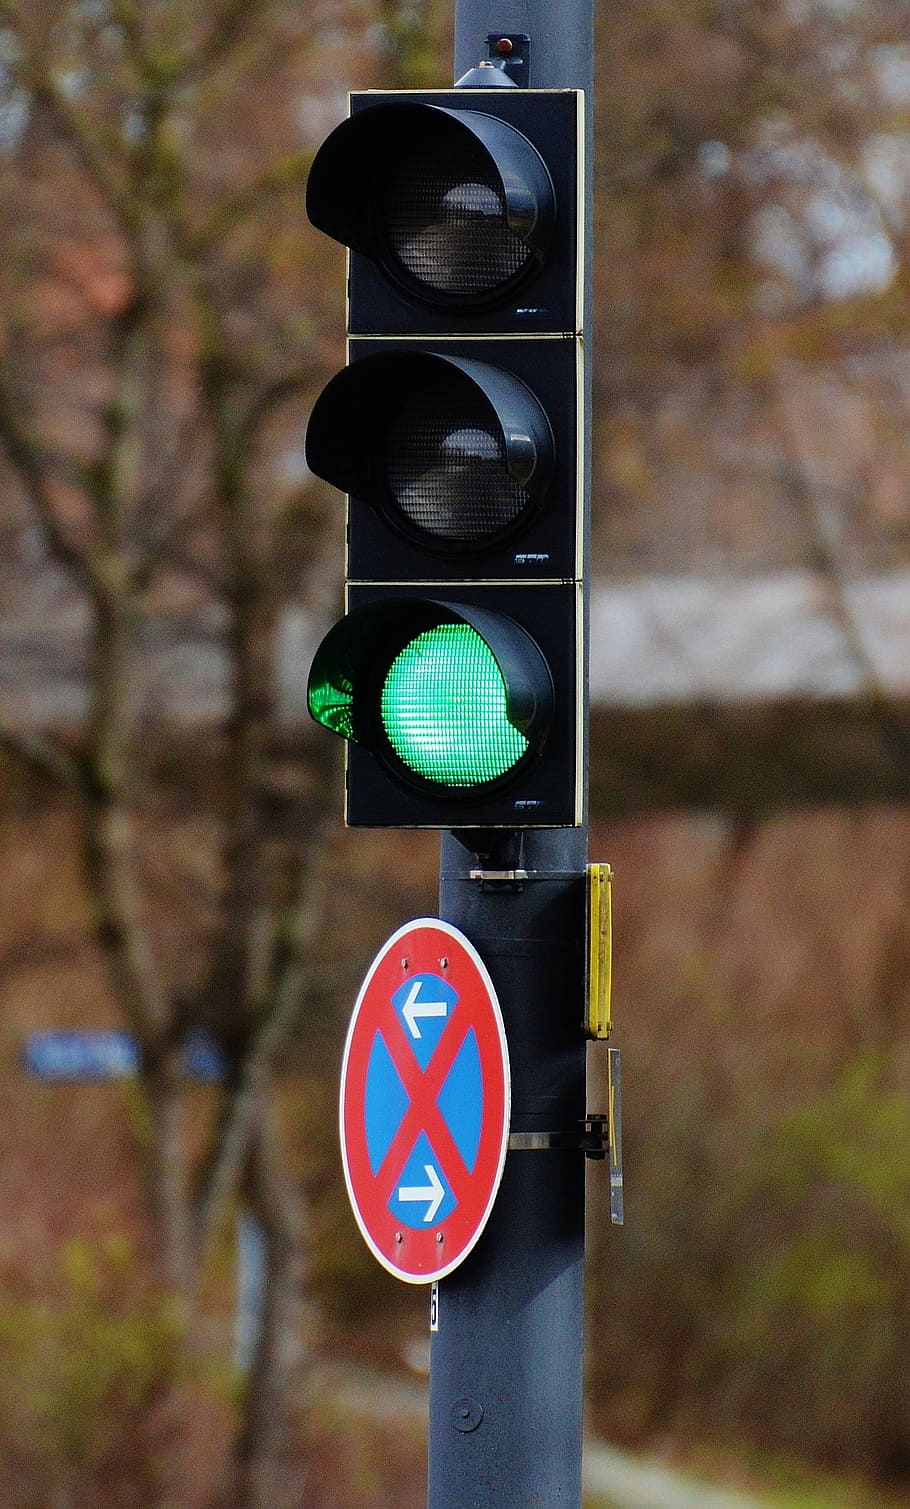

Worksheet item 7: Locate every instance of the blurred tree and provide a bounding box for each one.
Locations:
[0,1,416,1504]
[7,0,910,1498]
[594,0,910,726]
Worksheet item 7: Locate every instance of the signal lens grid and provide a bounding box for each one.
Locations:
[386,381,528,543]
[381,624,527,786]
[381,136,530,299]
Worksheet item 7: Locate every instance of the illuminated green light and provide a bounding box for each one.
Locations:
[381,623,527,786]
[308,674,355,739]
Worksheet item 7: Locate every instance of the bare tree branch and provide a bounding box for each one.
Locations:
[0,723,85,791]
[135,503,209,589]
[109,0,150,80]
[82,605,173,1047]
[137,1051,196,1292]
[185,280,285,1087]
[144,540,225,594]
[234,1108,308,1509]
[0,2,332,1488]
[190,150,313,253]
[74,280,177,1049]
[98,302,152,546]
[769,369,888,696]
[0,356,99,587]
[193,811,335,1260]
[239,365,313,445]
[768,368,910,774]
[138,404,203,539]
[172,0,275,89]
[16,54,144,246]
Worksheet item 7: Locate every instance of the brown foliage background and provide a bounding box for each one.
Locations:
[4,0,910,1504]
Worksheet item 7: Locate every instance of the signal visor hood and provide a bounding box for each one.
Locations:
[305,350,555,525]
[305,102,556,268]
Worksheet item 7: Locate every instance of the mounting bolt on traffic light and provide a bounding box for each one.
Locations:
[304,88,586,828]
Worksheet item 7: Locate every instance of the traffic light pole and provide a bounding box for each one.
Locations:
[429,3,596,1505]
[431,833,588,1506]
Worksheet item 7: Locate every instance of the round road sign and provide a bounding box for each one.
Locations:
[339,917,510,1284]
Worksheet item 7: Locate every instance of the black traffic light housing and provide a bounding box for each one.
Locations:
[306,91,581,335]
[305,89,585,828]
[308,584,578,827]
[305,338,579,582]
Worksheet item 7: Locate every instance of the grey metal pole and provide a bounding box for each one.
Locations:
[454,0,595,95]
[429,2,596,1504]
[430,844,588,1507]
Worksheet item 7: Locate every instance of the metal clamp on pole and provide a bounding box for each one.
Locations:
[455,828,530,887]
[508,1113,606,1158]
[506,1051,624,1223]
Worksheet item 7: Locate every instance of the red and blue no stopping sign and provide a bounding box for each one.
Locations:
[339,917,510,1284]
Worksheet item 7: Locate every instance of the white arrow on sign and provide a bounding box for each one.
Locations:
[398,1163,445,1223]
[401,979,449,1040]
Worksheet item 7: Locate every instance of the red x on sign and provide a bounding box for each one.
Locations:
[340,918,511,1284]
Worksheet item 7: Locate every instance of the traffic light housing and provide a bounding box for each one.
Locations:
[306,92,581,334]
[305,89,585,828]
[305,339,579,582]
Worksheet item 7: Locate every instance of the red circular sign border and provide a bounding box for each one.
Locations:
[339,917,511,1284]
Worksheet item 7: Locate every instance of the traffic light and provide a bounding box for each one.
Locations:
[305,89,585,828]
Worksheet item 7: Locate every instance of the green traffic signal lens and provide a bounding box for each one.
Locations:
[381,624,528,786]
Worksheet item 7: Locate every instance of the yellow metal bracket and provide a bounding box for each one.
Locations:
[585,862,612,1040]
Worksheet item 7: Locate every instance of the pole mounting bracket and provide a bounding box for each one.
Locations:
[507,1052,624,1223]
[468,867,529,887]
[508,1115,607,1158]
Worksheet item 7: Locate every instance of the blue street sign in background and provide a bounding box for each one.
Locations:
[22,1028,226,1083]
[23,1030,139,1081]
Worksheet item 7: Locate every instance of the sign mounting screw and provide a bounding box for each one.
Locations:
[452,1396,484,1433]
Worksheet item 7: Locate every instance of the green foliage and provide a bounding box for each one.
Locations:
[718,1055,910,1471]
[773,1055,910,1226]
[587,904,910,1484]
[376,0,450,90]
[0,1230,185,1497]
